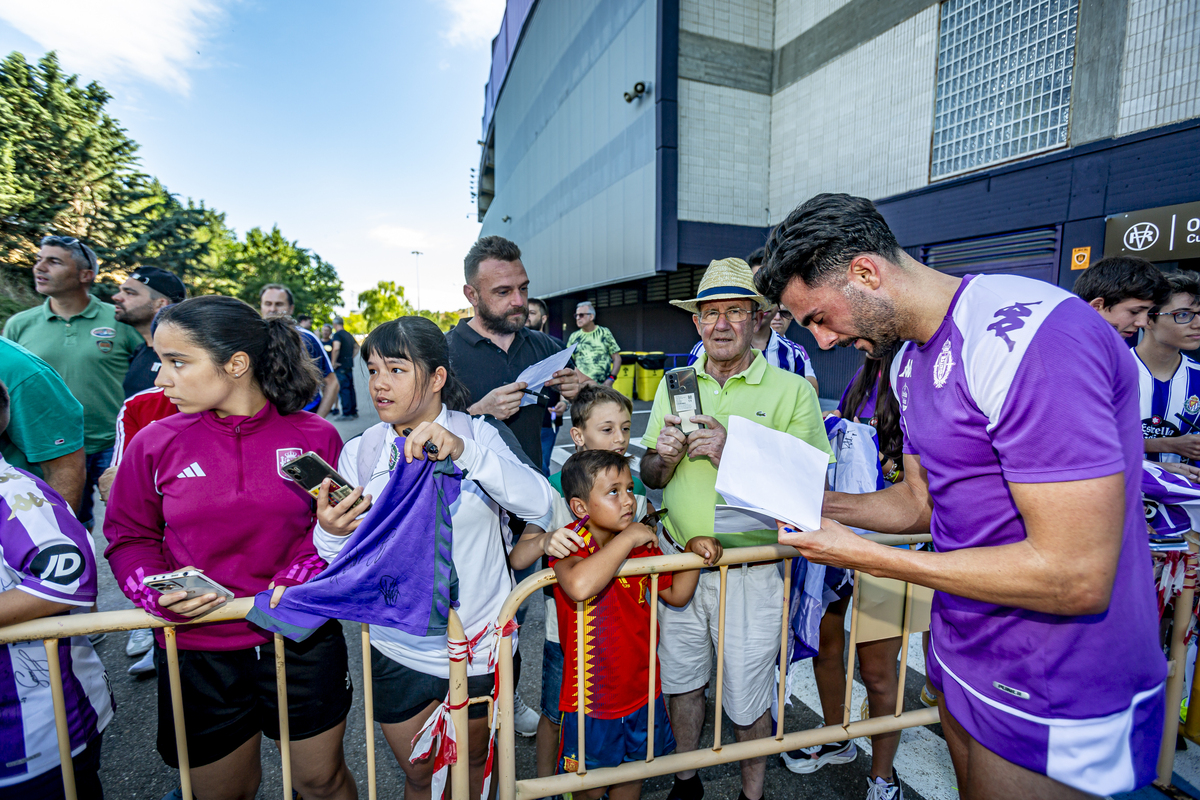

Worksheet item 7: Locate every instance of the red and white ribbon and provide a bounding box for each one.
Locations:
[480,618,520,800]
[410,635,471,799]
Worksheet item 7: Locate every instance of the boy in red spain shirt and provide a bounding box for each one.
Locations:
[551,449,722,799]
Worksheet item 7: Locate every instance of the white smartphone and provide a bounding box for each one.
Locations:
[142,569,235,602]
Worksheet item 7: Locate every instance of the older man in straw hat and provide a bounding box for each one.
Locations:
[640,258,831,800]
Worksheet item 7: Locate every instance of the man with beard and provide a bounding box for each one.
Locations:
[756,193,1166,799]
[112,267,187,396]
[446,236,587,467]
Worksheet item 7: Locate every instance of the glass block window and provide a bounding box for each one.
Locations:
[931,0,1078,180]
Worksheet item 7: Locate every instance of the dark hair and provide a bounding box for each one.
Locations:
[528,297,549,316]
[561,449,630,505]
[361,316,471,412]
[157,296,321,415]
[570,385,632,429]
[464,236,521,285]
[1152,271,1200,315]
[297,314,312,324]
[745,246,766,268]
[757,193,904,302]
[840,345,902,463]
[259,283,295,306]
[1073,256,1170,309]
[41,235,98,273]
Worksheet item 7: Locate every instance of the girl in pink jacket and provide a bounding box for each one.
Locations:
[104,295,356,800]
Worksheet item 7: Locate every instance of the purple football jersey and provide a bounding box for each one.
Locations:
[890,275,1164,785]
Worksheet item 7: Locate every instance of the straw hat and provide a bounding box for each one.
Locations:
[669,257,769,314]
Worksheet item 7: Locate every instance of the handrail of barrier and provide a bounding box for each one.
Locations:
[491,535,938,800]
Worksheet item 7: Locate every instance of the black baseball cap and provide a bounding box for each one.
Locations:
[130,267,186,304]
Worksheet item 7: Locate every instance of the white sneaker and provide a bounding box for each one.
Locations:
[512,694,539,738]
[126,628,154,657]
[866,774,904,799]
[781,740,857,774]
[128,648,155,676]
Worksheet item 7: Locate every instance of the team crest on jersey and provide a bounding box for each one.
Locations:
[96,341,112,354]
[901,383,910,411]
[90,327,115,339]
[932,340,955,388]
[389,442,400,471]
[277,448,303,479]
[1187,396,1200,415]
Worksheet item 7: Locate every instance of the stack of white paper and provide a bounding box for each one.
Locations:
[712,415,827,533]
[515,345,577,406]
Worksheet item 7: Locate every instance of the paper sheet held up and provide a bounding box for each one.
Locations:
[516,346,576,406]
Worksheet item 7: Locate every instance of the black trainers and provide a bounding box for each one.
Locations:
[667,774,704,800]
[781,739,858,774]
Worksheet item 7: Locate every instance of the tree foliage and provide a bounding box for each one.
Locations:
[354,280,459,333]
[0,51,343,324]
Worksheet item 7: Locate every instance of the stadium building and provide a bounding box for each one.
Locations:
[476,0,1200,395]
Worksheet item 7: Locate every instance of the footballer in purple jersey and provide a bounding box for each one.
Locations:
[757,193,1166,798]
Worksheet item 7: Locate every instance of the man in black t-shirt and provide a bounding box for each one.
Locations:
[446,236,588,466]
[112,267,186,397]
[330,316,359,419]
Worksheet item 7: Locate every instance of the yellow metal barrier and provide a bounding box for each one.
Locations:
[3,532,1193,800]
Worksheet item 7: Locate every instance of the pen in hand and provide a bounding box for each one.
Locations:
[402,428,440,456]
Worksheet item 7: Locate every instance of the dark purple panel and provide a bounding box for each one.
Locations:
[677,221,770,266]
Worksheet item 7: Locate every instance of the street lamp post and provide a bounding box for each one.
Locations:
[411,251,423,311]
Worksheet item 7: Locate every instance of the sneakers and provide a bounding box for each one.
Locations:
[87,632,107,646]
[781,740,858,774]
[128,648,155,676]
[512,694,539,738]
[126,628,154,657]
[667,774,704,800]
[920,685,939,708]
[866,774,904,799]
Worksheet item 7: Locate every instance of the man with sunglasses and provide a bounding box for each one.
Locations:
[3,236,141,529]
[567,301,622,385]
[688,248,818,392]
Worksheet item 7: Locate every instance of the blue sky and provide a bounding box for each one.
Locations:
[0,0,505,313]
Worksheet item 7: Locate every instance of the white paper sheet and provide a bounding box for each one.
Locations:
[515,345,577,406]
[713,415,828,532]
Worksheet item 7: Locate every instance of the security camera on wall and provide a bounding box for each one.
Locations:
[623,81,648,103]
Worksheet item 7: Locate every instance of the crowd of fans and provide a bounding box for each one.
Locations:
[0,191,1190,800]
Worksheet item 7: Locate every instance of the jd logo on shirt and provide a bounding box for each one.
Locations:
[31,544,86,585]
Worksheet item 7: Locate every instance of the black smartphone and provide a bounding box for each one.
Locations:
[666,367,705,434]
[281,452,362,507]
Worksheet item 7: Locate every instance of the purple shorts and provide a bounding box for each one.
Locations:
[927,640,1163,795]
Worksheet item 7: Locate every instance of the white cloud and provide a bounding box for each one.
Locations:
[0,0,226,94]
[367,224,436,251]
[439,0,506,49]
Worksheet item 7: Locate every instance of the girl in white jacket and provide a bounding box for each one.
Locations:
[313,316,553,800]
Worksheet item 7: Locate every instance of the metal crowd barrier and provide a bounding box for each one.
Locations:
[4,532,1195,800]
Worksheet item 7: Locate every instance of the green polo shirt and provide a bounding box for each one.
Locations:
[0,338,84,476]
[641,351,833,548]
[4,296,142,455]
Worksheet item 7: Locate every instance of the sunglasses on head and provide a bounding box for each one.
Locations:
[41,236,97,272]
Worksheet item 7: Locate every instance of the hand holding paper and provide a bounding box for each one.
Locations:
[516,346,576,406]
[713,415,827,534]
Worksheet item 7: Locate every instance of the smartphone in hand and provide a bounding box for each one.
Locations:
[142,569,235,602]
[281,452,363,507]
[666,367,705,434]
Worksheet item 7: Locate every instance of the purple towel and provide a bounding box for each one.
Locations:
[247,437,462,641]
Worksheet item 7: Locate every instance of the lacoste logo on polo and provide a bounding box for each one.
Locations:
[755,411,766,417]
[176,462,206,479]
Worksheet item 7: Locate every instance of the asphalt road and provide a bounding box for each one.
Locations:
[84,361,1185,799]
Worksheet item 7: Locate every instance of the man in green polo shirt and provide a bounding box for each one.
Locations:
[3,236,141,527]
[640,257,831,800]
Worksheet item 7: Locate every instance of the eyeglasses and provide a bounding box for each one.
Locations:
[41,235,97,272]
[574,312,592,318]
[698,307,752,325]
[772,308,794,321]
[1152,309,1199,324]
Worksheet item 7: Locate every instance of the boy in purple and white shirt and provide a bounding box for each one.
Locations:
[758,193,1166,799]
[0,379,113,798]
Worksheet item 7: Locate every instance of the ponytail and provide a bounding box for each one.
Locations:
[361,316,471,413]
[157,296,321,415]
[257,317,322,414]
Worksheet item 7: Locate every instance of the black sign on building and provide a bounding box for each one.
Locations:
[1104,201,1200,263]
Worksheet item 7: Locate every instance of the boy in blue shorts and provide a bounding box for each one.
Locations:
[550,449,721,799]
[510,385,651,780]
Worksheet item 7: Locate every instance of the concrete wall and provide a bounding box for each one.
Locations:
[768,6,940,223]
[479,0,659,298]
[1117,0,1200,135]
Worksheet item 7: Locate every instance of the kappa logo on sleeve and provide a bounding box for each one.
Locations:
[30,544,85,585]
[7,491,51,519]
[986,301,1042,352]
[277,448,303,479]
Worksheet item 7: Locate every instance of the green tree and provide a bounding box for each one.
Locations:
[353,280,460,332]
[210,226,343,321]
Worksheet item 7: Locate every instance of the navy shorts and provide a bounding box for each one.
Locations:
[540,640,564,720]
[559,695,675,773]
